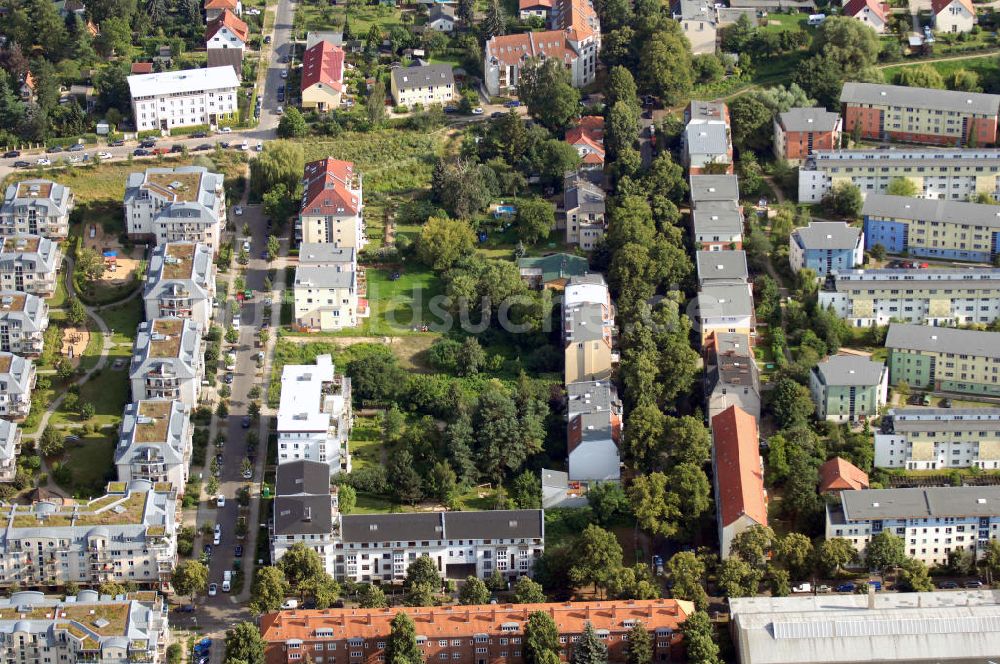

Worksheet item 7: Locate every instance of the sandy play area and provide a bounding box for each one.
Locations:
[83,224,142,286]
[60,326,91,367]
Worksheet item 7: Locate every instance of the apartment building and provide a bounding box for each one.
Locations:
[712,405,767,559]
[563,172,605,250]
[566,380,621,482]
[0,235,61,296]
[876,407,1000,470]
[797,148,1000,203]
[672,0,718,54]
[124,166,226,252]
[0,480,177,586]
[683,101,733,174]
[0,590,169,664]
[689,174,739,204]
[0,353,34,420]
[704,331,761,423]
[271,459,340,571]
[259,600,692,664]
[299,158,365,249]
[128,66,240,132]
[0,419,21,482]
[0,180,73,238]
[301,40,346,111]
[809,355,888,424]
[693,283,755,345]
[692,202,744,250]
[277,354,352,475]
[144,242,216,329]
[789,221,864,276]
[840,82,1000,146]
[0,292,47,356]
[885,322,1000,397]
[826,485,1000,567]
[563,274,614,385]
[696,250,748,287]
[933,0,976,33]
[130,318,204,407]
[116,399,192,488]
[390,64,455,107]
[818,456,870,494]
[862,194,1000,263]
[565,116,605,170]
[773,107,842,163]
[818,267,1000,327]
[292,244,359,332]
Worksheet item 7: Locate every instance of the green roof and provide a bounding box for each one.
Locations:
[518,253,589,284]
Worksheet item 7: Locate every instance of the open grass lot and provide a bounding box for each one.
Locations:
[295,0,413,37]
[49,346,131,429]
[348,415,383,469]
[50,432,116,498]
[359,267,445,335]
[78,326,105,373]
[98,300,144,346]
[881,54,999,81]
[760,13,810,32]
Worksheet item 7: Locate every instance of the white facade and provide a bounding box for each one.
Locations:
[144,242,216,329]
[206,24,246,51]
[0,353,34,420]
[116,399,192,488]
[293,245,359,331]
[0,180,73,239]
[0,235,61,296]
[389,65,455,107]
[128,66,240,132]
[875,408,1000,470]
[0,420,20,482]
[277,354,352,475]
[129,318,204,407]
[0,291,48,356]
[124,167,225,253]
[483,26,599,97]
[935,0,976,33]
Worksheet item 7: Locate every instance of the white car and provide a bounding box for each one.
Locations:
[256,142,264,152]
[242,467,253,480]
[216,494,226,508]
[232,315,241,330]
[97,151,113,159]
[208,583,218,596]
[280,70,288,79]
[222,570,232,592]
[242,239,251,252]
[281,599,298,610]
[276,106,284,115]
[220,127,232,133]
[213,524,222,545]
[239,142,249,151]
[36,158,51,166]
[472,107,484,115]
[70,155,83,163]
[234,206,243,216]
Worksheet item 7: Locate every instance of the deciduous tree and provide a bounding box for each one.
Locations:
[517,58,580,133]
[385,613,423,664]
[225,622,266,664]
[569,525,624,597]
[459,576,491,605]
[665,551,708,610]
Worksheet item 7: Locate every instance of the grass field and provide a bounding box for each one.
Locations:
[881,54,999,81]
[51,433,116,498]
[295,0,411,38]
[98,300,144,346]
[358,267,445,334]
[348,415,383,469]
[50,346,131,429]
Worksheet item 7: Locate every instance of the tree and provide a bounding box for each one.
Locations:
[768,566,791,597]
[625,622,652,664]
[347,349,406,403]
[609,564,660,600]
[664,415,711,465]
[639,22,694,106]
[729,524,776,568]
[171,560,208,602]
[730,94,774,154]
[586,482,630,526]
[389,449,424,504]
[717,558,762,598]
[769,377,815,428]
[367,79,386,125]
[455,337,486,377]
[404,580,436,606]
[665,551,708,610]
[509,469,541,509]
[569,525,624,597]
[680,612,721,664]
[276,107,308,138]
[267,235,281,261]
[774,533,814,580]
[76,247,106,282]
[818,537,858,576]
[249,566,289,614]
[358,583,389,608]
[513,576,547,603]
[866,531,906,574]
[67,297,87,326]
[459,576,491,605]
[885,177,918,197]
[948,69,981,92]
[517,58,580,133]
[896,65,945,90]
[404,556,440,590]
[225,621,266,664]
[279,542,325,588]
[896,557,934,592]
[99,581,127,596]
[482,0,506,39]
[39,426,64,457]
[794,17,881,106]
[572,623,608,664]
[524,611,561,664]
[457,0,474,23]
[386,613,423,664]
[623,401,665,465]
[515,197,554,245]
[427,460,458,502]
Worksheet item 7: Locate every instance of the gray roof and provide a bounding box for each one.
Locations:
[685,122,729,157]
[565,301,608,343]
[124,166,224,223]
[298,243,355,266]
[710,332,754,358]
[2,180,72,217]
[0,235,60,273]
[862,194,1000,230]
[429,3,455,20]
[391,64,454,91]
[341,510,543,543]
[777,107,840,133]
[696,250,748,284]
[841,82,1000,116]
[567,380,619,419]
[673,0,716,22]
[0,291,47,333]
[441,510,543,540]
[807,147,1000,171]
[714,351,759,389]
[563,177,605,213]
[692,206,743,236]
[276,460,331,496]
[273,494,333,536]
[826,267,1000,292]
[689,175,739,202]
[0,419,18,462]
[696,284,755,318]
[792,221,862,250]
[306,31,343,48]
[813,354,885,387]
[885,322,1000,360]
[294,265,355,290]
[0,353,33,396]
[841,486,1000,520]
[883,408,1000,434]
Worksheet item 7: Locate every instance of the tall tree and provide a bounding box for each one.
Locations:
[279,542,325,588]
[367,79,386,125]
[459,576,491,605]
[225,622,266,664]
[517,58,580,133]
[680,612,721,664]
[358,584,389,608]
[482,0,506,40]
[171,560,208,603]
[638,21,693,105]
[513,576,547,603]
[524,611,561,664]
[571,623,608,664]
[865,531,906,575]
[569,524,624,598]
[665,551,708,610]
[457,0,474,24]
[385,613,423,664]
[625,623,652,664]
[404,556,440,590]
[515,197,554,245]
[249,566,289,614]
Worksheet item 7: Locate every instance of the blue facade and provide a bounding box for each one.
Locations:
[904,246,993,262]
[803,248,859,276]
[863,217,907,253]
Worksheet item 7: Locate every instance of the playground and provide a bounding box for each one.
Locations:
[60,326,91,367]
[84,224,142,287]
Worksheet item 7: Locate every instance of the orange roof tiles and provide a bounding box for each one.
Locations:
[301,40,345,94]
[552,0,599,40]
[519,0,553,9]
[486,30,576,67]
[131,62,154,75]
[204,0,237,10]
[301,158,360,217]
[819,457,870,493]
[932,0,974,14]
[206,9,249,44]
[843,0,888,22]
[712,405,768,529]
[566,116,605,165]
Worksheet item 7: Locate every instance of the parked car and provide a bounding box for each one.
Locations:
[46,145,62,153]
[234,206,243,216]
[222,570,232,593]
[940,398,953,408]
[133,148,150,156]
[792,583,812,593]
[191,131,208,138]
[109,139,125,146]
[170,144,184,153]
[276,105,284,114]
[3,150,20,158]
[938,580,960,589]
[216,495,226,508]
[816,585,832,593]
[444,106,458,113]
[68,143,85,152]
[208,583,218,596]
[36,158,51,166]
[281,599,298,609]
[835,583,856,593]
[280,70,288,79]
[504,100,521,108]
[13,161,30,168]
[235,545,244,558]
[213,524,222,545]
[220,127,233,133]
[242,416,251,428]
[264,35,272,44]
[139,139,157,148]
[97,151,113,159]
[195,143,212,151]
[965,580,984,588]
[223,373,234,385]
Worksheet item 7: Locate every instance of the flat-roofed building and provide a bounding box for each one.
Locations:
[810,354,888,423]
[292,245,358,331]
[143,242,216,329]
[129,318,204,406]
[563,274,614,385]
[683,101,733,174]
[0,235,60,296]
[277,354,352,474]
[299,158,365,249]
[789,221,864,276]
[885,322,1000,397]
[689,174,739,204]
[876,407,1000,470]
[696,250,749,287]
[0,180,73,238]
[773,107,842,163]
[0,419,21,482]
[566,380,621,481]
[712,405,767,558]
[124,167,225,252]
[692,201,744,251]
[116,400,192,488]
[0,292,47,356]
[128,66,240,132]
[693,283,755,344]
[0,353,34,420]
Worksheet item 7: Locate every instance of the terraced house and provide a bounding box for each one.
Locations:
[0,292,48,356]
[876,408,1000,470]
[818,267,1000,327]
[129,318,204,407]
[0,180,73,238]
[143,242,216,330]
[885,322,1000,397]
[0,235,61,296]
[124,167,226,252]
[0,590,169,664]
[862,194,1000,263]
[0,480,177,586]
[563,275,614,385]
[116,400,192,488]
[0,353,35,420]
[299,158,365,249]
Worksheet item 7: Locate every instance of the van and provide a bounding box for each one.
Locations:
[222,570,232,592]
[807,14,826,25]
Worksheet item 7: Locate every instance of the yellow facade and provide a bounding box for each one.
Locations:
[564,341,613,385]
[301,83,342,111]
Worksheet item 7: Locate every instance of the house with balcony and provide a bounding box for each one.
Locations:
[116,400,192,489]
[564,172,606,250]
[563,274,615,385]
[789,221,864,277]
[271,459,341,573]
[683,101,733,174]
[0,235,61,296]
[144,242,216,330]
[773,107,842,163]
[0,180,73,239]
[0,419,21,482]
[810,354,888,424]
[693,283,755,345]
[277,354,352,475]
[293,244,359,332]
[0,292,48,356]
[876,407,1000,470]
[124,167,226,253]
[886,322,1000,397]
[129,318,203,407]
[0,353,35,420]
[299,158,365,249]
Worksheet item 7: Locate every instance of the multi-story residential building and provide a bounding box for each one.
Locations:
[271,459,340,570]
[130,318,204,407]
[0,292,47,356]
[517,253,589,290]
[933,0,976,33]
[886,322,1000,396]
[116,399,192,488]
[0,353,34,420]
[563,275,614,385]
[564,172,605,250]
[876,407,1000,470]
[0,480,177,586]
[712,405,767,559]
[840,82,1000,146]
[842,0,889,32]
[128,66,240,132]
[566,380,621,482]
[565,116,605,171]
[696,250,748,287]
[205,9,248,76]
[0,419,21,482]
[683,101,733,174]
[704,331,761,423]
[293,245,359,332]
[826,485,1000,567]
[144,242,216,329]
[789,221,864,276]
[818,267,1000,327]
[277,354,352,474]
[301,40,346,111]
[259,600,692,664]
[692,202,744,251]
[818,456,870,494]
[0,180,73,238]
[862,194,1000,263]
[672,0,717,54]
[694,283,755,345]
[809,354,888,423]
[124,166,226,252]
[390,64,455,107]
[689,174,739,204]
[299,158,365,249]
[0,235,61,296]
[0,590,169,664]
[773,107,842,163]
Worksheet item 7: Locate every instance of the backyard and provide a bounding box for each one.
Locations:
[49,432,116,498]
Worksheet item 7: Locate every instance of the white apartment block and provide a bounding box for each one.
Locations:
[124,167,225,253]
[876,408,1000,470]
[0,419,21,482]
[129,318,203,407]
[0,235,61,296]
[0,480,178,587]
[0,291,48,356]
[0,591,169,664]
[293,244,359,331]
[277,354,352,475]
[389,64,455,107]
[299,158,366,249]
[826,485,1000,567]
[819,267,1000,327]
[116,400,192,489]
[0,353,34,420]
[0,180,73,239]
[128,66,240,132]
[144,242,216,329]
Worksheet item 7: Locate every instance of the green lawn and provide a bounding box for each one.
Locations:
[78,327,105,373]
[881,54,999,82]
[48,275,68,310]
[358,267,444,335]
[50,346,131,429]
[760,13,810,32]
[98,300,144,346]
[50,432,116,498]
[348,415,383,469]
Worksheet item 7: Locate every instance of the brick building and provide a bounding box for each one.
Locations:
[773,107,842,163]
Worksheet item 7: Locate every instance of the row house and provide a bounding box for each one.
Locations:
[692,202,744,251]
[277,354,352,475]
[124,167,226,253]
[704,331,761,424]
[128,66,240,132]
[0,419,20,482]
[876,407,1000,470]
[563,274,614,385]
[885,322,1000,397]
[116,399,192,488]
[0,292,48,356]
[809,354,888,424]
[696,250,748,289]
[205,9,248,77]
[299,158,366,250]
[693,283,755,346]
[0,353,35,420]
[788,221,864,277]
[271,460,341,571]
[566,380,621,482]
[129,318,204,407]
[144,242,217,330]
[0,180,73,239]
[0,236,61,296]
[683,101,733,175]
[773,107,842,164]
[712,405,767,559]
[293,245,360,332]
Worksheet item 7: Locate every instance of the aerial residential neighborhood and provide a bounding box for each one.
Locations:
[6,0,1000,661]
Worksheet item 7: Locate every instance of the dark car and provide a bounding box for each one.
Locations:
[941,398,953,408]
[175,604,196,613]
[242,416,251,428]
[191,131,208,138]
[444,105,458,113]
[68,143,85,152]
[139,139,157,148]
[46,145,64,153]
[3,150,20,158]
[219,142,231,149]
[504,100,521,108]
[938,580,960,589]
[195,143,213,151]
[264,35,272,44]
[13,161,30,168]
[835,583,856,593]
[110,140,125,147]
[277,92,285,102]
[133,148,150,156]
[490,111,504,119]
[170,144,184,153]
[234,545,244,557]
[223,373,234,384]
[203,544,213,556]
[965,580,984,588]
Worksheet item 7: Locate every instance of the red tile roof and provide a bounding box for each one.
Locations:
[566,116,605,165]
[301,40,345,95]
[519,0,553,9]
[932,0,974,14]
[301,158,360,217]
[819,457,870,493]
[843,0,888,22]
[711,405,767,529]
[204,0,237,10]
[552,0,599,41]
[206,9,249,44]
[486,30,577,68]
[130,62,154,75]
